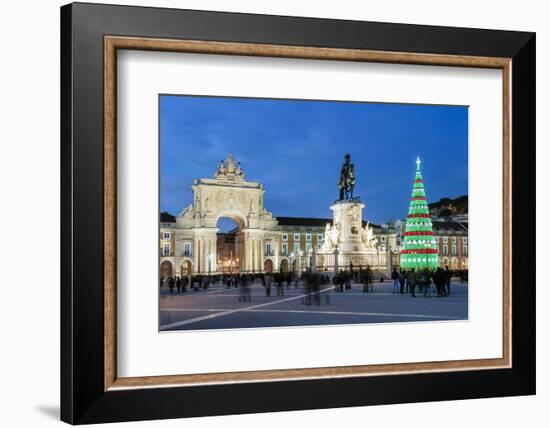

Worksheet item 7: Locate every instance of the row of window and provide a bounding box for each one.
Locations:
[161,241,324,257]
[435,236,468,244]
[281,233,324,242]
[164,231,394,243]
[161,242,192,257]
[440,244,468,256]
[165,231,461,244]
[278,242,323,256]
[163,231,327,243]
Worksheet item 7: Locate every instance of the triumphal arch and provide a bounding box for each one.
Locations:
[174,154,280,274]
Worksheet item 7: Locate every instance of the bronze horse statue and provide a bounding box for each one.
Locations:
[338,153,356,201]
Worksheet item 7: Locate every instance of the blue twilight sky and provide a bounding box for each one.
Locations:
[160,95,468,231]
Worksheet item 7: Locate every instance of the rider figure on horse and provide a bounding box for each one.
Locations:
[338,153,356,201]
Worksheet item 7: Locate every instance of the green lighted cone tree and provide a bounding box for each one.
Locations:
[400,157,439,270]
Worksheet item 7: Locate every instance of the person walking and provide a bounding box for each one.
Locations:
[168,276,175,294]
[336,272,342,293]
[434,267,446,296]
[391,268,399,294]
[265,273,272,297]
[238,275,245,302]
[343,271,349,292]
[312,274,321,306]
[444,266,452,296]
[275,273,284,296]
[367,266,374,292]
[344,270,351,291]
[363,266,372,293]
[409,268,417,297]
[245,275,252,302]
[398,268,406,294]
[176,276,181,293]
[420,268,431,297]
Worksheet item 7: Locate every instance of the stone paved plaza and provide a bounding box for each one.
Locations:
[159,279,468,331]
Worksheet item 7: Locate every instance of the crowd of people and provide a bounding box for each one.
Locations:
[160,266,468,300]
[320,265,467,298]
[389,266,467,297]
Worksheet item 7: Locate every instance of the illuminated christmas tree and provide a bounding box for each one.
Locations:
[400,157,439,270]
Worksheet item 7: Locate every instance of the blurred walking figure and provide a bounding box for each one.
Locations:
[419,268,431,297]
[312,275,321,306]
[244,275,252,302]
[345,271,352,291]
[176,276,181,293]
[275,273,284,296]
[304,275,312,305]
[433,267,446,297]
[404,270,411,293]
[338,271,347,292]
[391,268,399,294]
[409,268,417,297]
[238,275,247,302]
[362,266,373,292]
[168,276,175,293]
[444,266,452,296]
[265,273,273,297]
[398,268,406,294]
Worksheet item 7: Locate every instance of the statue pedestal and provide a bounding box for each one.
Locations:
[330,201,365,253]
[318,199,382,272]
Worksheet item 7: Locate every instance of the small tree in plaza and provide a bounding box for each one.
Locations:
[400,157,439,270]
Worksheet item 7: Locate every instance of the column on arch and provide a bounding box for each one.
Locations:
[193,237,200,274]
[273,238,279,271]
[243,231,252,273]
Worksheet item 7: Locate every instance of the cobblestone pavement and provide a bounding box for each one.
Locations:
[159,280,468,331]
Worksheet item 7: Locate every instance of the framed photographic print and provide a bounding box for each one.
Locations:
[61,2,535,424]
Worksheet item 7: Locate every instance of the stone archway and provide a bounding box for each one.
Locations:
[216,211,249,274]
[180,260,192,276]
[215,210,248,231]
[450,257,459,270]
[280,258,289,273]
[160,260,173,278]
[175,155,279,275]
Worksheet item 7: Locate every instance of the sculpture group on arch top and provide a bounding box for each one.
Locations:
[166,152,436,275]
